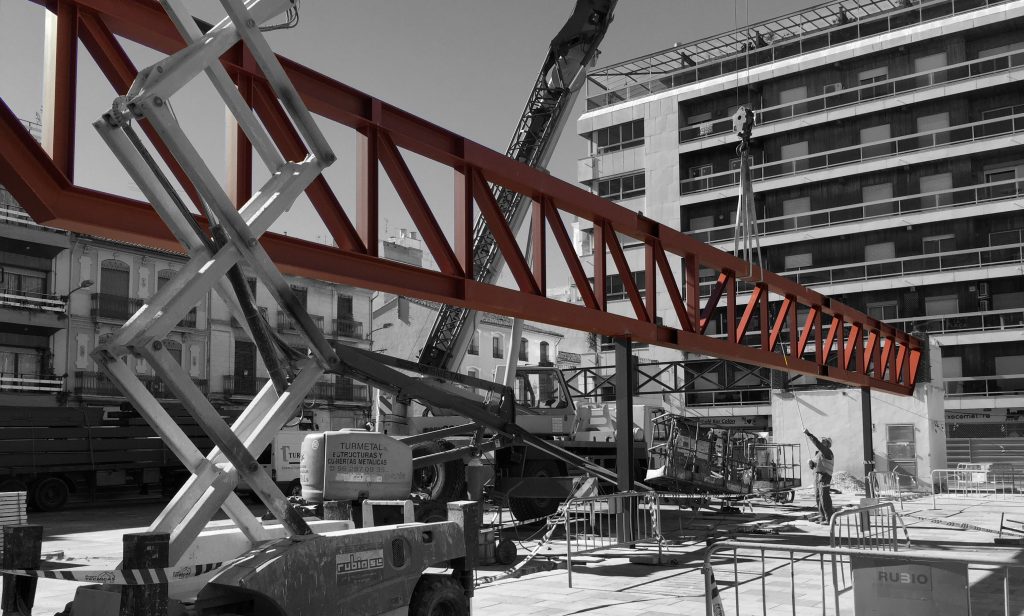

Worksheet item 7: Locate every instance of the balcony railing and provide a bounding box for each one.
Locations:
[0,288,65,313]
[587,0,1007,110]
[886,308,1024,336]
[91,293,144,321]
[73,371,208,397]
[222,374,367,403]
[680,49,1024,143]
[0,373,63,393]
[277,311,324,334]
[222,375,270,397]
[771,242,1024,289]
[332,318,364,339]
[688,178,1024,244]
[946,373,1024,396]
[681,112,1024,195]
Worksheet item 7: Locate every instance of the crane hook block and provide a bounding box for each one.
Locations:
[732,106,754,142]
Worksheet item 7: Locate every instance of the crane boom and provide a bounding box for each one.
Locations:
[418,0,617,370]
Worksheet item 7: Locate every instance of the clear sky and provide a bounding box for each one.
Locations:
[0,0,824,270]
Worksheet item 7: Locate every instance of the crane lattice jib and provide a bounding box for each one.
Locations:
[419,0,616,369]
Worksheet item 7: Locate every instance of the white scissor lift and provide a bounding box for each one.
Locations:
[80,1,477,614]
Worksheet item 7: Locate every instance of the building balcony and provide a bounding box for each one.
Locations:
[947,374,1024,397]
[0,190,71,253]
[222,375,270,397]
[679,48,1024,144]
[332,318,364,339]
[0,287,67,335]
[586,0,1008,110]
[91,293,144,321]
[229,306,269,329]
[0,372,63,394]
[681,112,1024,195]
[688,178,1024,245]
[772,242,1024,290]
[221,374,368,404]
[91,293,197,327]
[73,371,208,398]
[276,311,324,335]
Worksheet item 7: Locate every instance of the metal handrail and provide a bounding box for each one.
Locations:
[588,0,1014,110]
[687,178,1023,244]
[677,49,1024,143]
[680,112,1024,195]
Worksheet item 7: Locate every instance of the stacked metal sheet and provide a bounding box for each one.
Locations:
[0,491,28,558]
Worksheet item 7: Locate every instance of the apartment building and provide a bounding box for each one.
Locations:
[574,0,1024,474]
[1,175,373,429]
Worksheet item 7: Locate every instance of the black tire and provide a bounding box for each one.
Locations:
[286,479,302,497]
[415,500,449,524]
[32,476,70,512]
[508,460,561,521]
[411,441,466,502]
[0,477,28,493]
[408,574,468,616]
[495,538,517,566]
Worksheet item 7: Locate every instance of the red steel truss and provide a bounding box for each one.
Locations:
[0,0,923,395]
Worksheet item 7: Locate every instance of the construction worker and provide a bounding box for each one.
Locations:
[804,429,834,523]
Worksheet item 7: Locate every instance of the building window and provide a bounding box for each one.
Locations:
[865,242,895,262]
[468,330,479,355]
[0,346,43,378]
[519,338,529,362]
[593,119,643,154]
[867,301,898,321]
[0,266,47,297]
[492,334,503,359]
[924,295,958,316]
[245,276,257,297]
[862,182,894,217]
[781,196,810,230]
[597,172,645,201]
[783,252,812,271]
[540,341,550,364]
[336,294,353,320]
[984,168,1018,199]
[689,164,713,179]
[922,234,954,254]
[163,339,183,366]
[591,272,646,302]
[858,66,889,100]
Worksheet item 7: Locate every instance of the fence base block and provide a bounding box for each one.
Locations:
[629,554,682,566]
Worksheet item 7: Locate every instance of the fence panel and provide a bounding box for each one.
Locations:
[704,540,1024,616]
[932,465,1024,507]
[563,491,662,587]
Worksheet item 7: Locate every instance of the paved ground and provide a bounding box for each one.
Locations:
[6,488,1024,615]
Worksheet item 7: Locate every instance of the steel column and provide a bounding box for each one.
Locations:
[861,386,875,498]
[615,337,635,492]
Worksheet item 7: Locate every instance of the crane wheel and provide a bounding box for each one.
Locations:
[495,538,517,565]
[508,460,561,521]
[408,574,468,616]
[411,441,466,502]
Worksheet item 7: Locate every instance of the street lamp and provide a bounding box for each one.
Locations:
[369,322,392,352]
[65,279,93,300]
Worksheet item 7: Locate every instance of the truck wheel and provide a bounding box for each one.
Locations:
[0,478,28,493]
[508,461,560,521]
[32,477,70,512]
[411,441,466,502]
[409,574,468,616]
[415,500,448,524]
[286,479,302,497]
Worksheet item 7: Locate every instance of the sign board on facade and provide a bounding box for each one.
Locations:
[945,409,1024,423]
[852,556,968,616]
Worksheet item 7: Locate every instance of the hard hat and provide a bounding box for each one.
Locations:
[821,437,832,446]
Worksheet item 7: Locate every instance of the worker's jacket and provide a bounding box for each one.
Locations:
[814,452,834,476]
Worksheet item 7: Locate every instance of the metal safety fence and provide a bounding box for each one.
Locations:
[563,491,661,587]
[704,540,1024,616]
[932,465,1024,507]
[866,470,904,507]
[828,502,911,594]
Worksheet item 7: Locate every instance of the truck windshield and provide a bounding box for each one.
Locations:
[516,370,567,410]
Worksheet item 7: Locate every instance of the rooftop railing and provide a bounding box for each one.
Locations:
[332,318,364,339]
[678,49,1024,143]
[680,111,1024,195]
[586,0,1012,110]
[687,178,1024,244]
[946,373,1024,396]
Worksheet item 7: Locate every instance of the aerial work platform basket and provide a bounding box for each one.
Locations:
[645,413,801,502]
